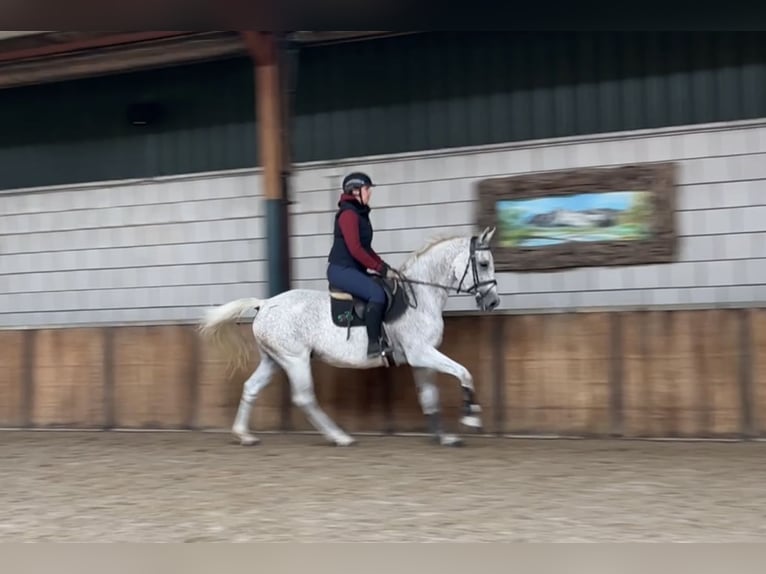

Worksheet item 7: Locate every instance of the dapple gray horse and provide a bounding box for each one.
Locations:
[198,227,500,447]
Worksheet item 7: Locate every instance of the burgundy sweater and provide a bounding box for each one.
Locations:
[336,194,385,272]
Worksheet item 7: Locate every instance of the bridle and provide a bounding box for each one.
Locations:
[396,235,498,310]
[457,236,498,306]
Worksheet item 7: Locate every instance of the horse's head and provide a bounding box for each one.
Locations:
[452,227,501,312]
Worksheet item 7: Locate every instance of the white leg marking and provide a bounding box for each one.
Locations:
[232,353,277,446]
[413,367,440,416]
[413,367,464,447]
[439,434,463,447]
[283,356,355,446]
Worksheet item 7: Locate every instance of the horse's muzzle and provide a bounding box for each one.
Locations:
[477,291,500,312]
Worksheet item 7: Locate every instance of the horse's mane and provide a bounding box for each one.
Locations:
[399,234,464,272]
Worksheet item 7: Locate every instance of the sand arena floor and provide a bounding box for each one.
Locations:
[1,430,765,542]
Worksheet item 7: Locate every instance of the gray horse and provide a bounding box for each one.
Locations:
[198,226,500,447]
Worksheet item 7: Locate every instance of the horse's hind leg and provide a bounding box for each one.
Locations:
[281,355,355,447]
[413,367,462,447]
[232,351,277,446]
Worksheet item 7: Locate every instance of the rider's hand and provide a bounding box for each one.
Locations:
[380,262,400,279]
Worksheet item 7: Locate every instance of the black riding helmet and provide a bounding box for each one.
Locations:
[342,172,375,194]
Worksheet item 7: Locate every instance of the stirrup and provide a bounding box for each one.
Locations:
[367,339,391,359]
[368,347,392,368]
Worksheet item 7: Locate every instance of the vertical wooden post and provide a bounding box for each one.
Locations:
[738,309,755,438]
[102,327,115,430]
[242,31,293,431]
[608,312,624,437]
[242,31,291,297]
[184,325,201,430]
[381,367,393,435]
[491,316,505,436]
[260,61,282,188]
[21,329,36,428]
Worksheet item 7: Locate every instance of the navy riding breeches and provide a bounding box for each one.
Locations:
[327,263,386,305]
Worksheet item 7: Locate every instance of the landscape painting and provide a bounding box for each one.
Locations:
[476,162,679,271]
[497,190,653,249]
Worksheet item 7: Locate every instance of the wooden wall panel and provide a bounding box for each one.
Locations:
[696,310,742,436]
[503,313,611,435]
[386,364,420,432]
[197,322,283,432]
[31,328,104,427]
[112,325,196,428]
[751,309,766,436]
[623,311,693,437]
[569,312,612,435]
[0,307,756,436]
[622,310,741,438]
[0,330,25,427]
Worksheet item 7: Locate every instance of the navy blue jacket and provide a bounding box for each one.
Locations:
[327,194,384,272]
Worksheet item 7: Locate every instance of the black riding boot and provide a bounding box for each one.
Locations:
[365,301,389,359]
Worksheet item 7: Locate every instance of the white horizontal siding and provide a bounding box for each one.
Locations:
[1,119,766,328]
[288,120,766,314]
[0,173,266,327]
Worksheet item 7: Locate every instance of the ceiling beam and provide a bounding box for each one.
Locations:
[0,31,51,41]
[0,30,419,90]
[0,31,193,63]
[0,32,244,90]
[286,31,412,45]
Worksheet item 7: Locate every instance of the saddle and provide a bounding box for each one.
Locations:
[328,275,409,333]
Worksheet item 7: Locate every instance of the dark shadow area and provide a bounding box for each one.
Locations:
[0,31,764,191]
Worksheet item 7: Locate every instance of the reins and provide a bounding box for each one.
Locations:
[392,236,498,310]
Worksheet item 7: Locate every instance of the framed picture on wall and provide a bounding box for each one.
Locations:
[476,161,679,272]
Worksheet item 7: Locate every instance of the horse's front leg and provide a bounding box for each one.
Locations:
[407,346,483,432]
[412,367,463,446]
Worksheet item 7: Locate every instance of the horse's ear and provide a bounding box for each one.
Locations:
[479,226,496,245]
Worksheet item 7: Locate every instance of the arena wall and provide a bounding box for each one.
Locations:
[1,309,765,438]
[1,118,764,437]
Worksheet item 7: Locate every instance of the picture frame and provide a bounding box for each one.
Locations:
[476,162,679,272]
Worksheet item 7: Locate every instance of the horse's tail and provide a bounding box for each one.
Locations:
[198,297,264,374]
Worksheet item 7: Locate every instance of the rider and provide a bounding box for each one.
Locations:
[327,171,396,359]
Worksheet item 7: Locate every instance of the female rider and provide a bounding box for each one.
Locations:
[326,172,396,360]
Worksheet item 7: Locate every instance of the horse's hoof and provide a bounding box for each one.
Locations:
[234,433,260,446]
[334,435,356,447]
[460,415,483,429]
[439,434,464,447]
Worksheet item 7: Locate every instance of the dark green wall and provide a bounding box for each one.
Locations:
[0,57,256,190]
[1,31,765,191]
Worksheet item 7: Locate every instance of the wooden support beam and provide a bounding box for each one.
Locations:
[241,31,276,66]
[241,31,291,293]
[241,31,294,432]
[241,31,287,201]
[254,47,283,201]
